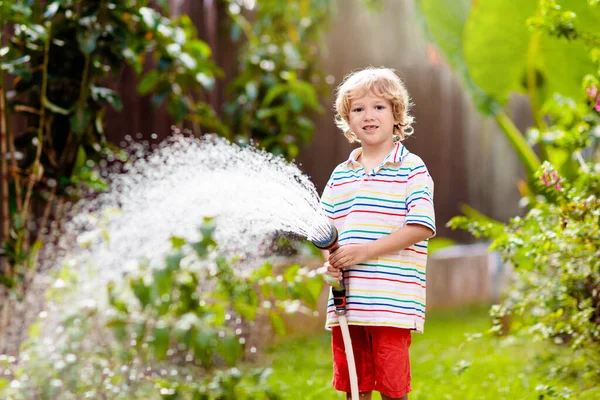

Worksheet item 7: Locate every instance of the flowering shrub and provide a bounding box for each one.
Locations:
[451,161,600,382]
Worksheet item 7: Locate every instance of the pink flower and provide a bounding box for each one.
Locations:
[540,168,563,191]
[595,95,600,112]
[587,85,598,99]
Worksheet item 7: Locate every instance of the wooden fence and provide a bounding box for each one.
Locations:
[3,0,533,242]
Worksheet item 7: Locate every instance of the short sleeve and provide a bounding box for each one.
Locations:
[405,161,436,235]
[320,174,335,220]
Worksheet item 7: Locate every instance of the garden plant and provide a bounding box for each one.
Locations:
[417,0,600,391]
[0,219,325,399]
[0,0,333,351]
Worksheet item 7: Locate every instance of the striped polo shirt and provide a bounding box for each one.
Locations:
[321,141,435,332]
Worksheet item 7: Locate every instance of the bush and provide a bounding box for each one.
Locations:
[0,219,324,399]
[451,162,600,381]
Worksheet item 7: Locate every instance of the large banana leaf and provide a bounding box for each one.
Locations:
[415,0,541,178]
[415,0,499,115]
[463,0,599,106]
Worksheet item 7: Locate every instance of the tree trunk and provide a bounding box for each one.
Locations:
[0,24,11,278]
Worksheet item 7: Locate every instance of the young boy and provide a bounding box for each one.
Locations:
[321,67,436,400]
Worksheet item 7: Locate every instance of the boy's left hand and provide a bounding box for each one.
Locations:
[328,244,370,269]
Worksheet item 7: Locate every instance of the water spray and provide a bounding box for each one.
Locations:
[311,221,359,400]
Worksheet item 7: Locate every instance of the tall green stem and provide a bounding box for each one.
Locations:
[494,111,542,180]
[527,30,549,161]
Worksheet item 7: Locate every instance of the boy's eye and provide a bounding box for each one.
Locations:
[352,107,363,112]
[375,105,385,110]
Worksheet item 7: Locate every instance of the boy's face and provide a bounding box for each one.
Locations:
[348,91,398,148]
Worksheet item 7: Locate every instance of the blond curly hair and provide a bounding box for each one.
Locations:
[334,67,414,143]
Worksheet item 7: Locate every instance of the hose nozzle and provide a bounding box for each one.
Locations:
[311,221,339,252]
[311,221,346,316]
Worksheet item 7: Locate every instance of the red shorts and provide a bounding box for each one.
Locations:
[331,325,412,398]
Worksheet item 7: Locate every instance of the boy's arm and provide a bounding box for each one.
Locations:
[328,224,433,270]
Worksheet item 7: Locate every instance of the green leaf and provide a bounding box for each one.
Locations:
[463,0,599,105]
[200,218,216,239]
[167,95,188,122]
[70,107,91,133]
[122,47,142,74]
[416,0,498,114]
[218,335,243,366]
[262,83,288,107]
[288,93,303,112]
[195,72,215,89]
[139,7,159,29]
[193,330,217,367]
[305,277,323,309]
[153,267,173,297]
[254,262,274,279]
[155,0,170,13]
[131,278,151,308]
[289,80,321,111]
[170,236,186,249]
[138,71,160,95]
[256,106,285,120]
[43,1,61,19]
[23,23,48,42]
[188,40,212,58]
[0,274,14,288]
[283,264,301,283]
[9,3,32,18]
[152,325,170,360]
[107,318,127,341]
[428,237,457,255]
[234,301,257,321]
[91,86,123,111]
[271,280,288,301]
[269,312,286,336]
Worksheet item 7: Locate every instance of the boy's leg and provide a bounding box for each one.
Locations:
[345,392,373,399]
[381,395,407,400]
[368,327,412,399]
[331,325,376,395]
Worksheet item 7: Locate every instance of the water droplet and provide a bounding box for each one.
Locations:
[50,379,63,387]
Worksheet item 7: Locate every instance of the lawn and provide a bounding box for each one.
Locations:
[266,306,600,399]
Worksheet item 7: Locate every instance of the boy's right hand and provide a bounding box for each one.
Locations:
[324,261,343,282]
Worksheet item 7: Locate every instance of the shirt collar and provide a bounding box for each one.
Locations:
[346,141,409,167]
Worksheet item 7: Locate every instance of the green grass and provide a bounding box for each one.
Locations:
[266,306,600,399]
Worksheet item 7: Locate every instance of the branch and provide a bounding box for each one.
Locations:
[19,24,51,259]
[0,2,11,278]
[494,111,542,181]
